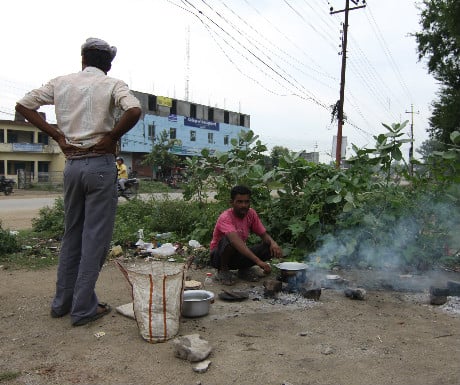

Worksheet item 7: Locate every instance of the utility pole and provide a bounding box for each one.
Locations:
[405,104,419,176]
[330,0,366,168]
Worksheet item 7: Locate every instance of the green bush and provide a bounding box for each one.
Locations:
[0,223,20,255]
[112,196,215,246]
[31,197,65,238]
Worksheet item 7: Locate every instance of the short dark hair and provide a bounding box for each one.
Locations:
[231,185,251,199]
[82,49,112,73]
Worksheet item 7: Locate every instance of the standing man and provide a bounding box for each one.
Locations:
[210,185,283,285]
[16,37,142,326]
[116,156,128,191]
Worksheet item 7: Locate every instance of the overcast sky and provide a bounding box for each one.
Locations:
[1,0,438,163]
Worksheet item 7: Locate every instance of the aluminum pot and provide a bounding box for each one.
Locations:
[181,290,215,318]
[275,262,309,288]
[275,262,308,276]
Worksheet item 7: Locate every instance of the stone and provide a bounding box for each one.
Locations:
[344,287,366,300]
[173,334,212,362]
[322,346,335,355]
[192,359,212,373]
[263,280,282,297]
[109,245,123,258]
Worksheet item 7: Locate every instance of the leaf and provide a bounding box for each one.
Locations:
[342,201,355,212]
[344,192,354,203]
[392,147,403,161]
[326,194,342,204]
[450,131,460,144]
[442,151,458,159]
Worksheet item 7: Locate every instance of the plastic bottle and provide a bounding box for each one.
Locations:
[204,272,214,287]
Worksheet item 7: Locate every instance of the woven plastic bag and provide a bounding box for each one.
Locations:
[116,261,185,343]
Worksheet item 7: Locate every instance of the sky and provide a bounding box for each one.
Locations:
[0,0,438,163]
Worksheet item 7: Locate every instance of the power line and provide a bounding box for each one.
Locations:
[365,5,413,102]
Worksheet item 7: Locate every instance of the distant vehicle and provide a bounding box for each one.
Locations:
[117,178,139,200]
[0,176,15,195]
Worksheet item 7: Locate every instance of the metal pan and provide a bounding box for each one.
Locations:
[275,262,308,271]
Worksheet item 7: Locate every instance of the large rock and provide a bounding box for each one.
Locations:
[173,334,212,362]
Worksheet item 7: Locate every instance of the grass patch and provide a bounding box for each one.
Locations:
[137,179,174,194]
[0,230,59,270]
[0,371,21,381]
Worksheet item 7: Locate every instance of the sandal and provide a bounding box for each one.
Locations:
[215,270,235,286]
[72,303,112,327]
[238,268,260,282]
[50,309,68,318]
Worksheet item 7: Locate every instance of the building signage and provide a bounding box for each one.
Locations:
[170,144,215,156]
[12,143,43,152]
[184,117,219,131]
[157,96,173,107]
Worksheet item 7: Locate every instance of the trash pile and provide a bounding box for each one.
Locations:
[117,228,207,266]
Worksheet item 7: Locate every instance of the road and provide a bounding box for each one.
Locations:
[0,192,62,230]
[0,191,184,231]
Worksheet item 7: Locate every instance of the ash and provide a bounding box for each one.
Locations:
[247,287,319,309]
[441,297,460,315]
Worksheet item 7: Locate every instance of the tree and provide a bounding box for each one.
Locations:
[415,0,460,145]
[142,130,180,180]
[270,146,291,168]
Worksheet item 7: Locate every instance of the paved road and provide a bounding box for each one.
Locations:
[0,195,59,213]
[0,192,184,230]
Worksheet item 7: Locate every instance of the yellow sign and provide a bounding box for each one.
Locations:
[157,96,172,107]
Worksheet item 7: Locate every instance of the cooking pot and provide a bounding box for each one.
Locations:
[275,262,309,287]
[181,290,215,318]
[276,262,308,276]
[275,262,308,271]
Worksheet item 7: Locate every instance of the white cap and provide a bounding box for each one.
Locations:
[81,37,117,60]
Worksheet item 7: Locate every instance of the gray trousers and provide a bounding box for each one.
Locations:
[51,155,118,324]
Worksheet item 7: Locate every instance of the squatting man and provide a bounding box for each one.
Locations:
[210,185,283,285]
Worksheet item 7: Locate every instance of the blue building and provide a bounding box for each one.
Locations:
[120,91,250,177]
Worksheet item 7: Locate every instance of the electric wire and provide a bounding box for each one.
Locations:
[181,0,330,109]
[365,5,413,102]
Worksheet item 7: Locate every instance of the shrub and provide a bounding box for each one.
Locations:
[0,223,20,255]
[31,197,65,238]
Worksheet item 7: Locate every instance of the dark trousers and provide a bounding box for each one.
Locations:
[210,235,271,270]
[51,154,118,323]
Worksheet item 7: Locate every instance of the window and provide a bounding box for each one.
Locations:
[148,95,157,111]
[190,130,196,142]
[208,132,213,144]
[38,132,49,145]
[208,108,214,121]
[7,130,18,143]
[239,114,245,126]
[171,99,177,114]
[190,104,197,118]
[148,124,155,139]
[170,128,176,140]
[224,111,229,123]
[224,135,229,145]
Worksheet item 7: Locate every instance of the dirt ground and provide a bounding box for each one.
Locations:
[1,192,460,385]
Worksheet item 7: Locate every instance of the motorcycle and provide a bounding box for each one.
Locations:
[117,178,139,200]
[0,176,15,196]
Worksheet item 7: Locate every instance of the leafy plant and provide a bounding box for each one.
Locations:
[31,197,65,238]
[0,223,21,255]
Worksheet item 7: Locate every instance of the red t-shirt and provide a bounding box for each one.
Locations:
[210,208,266,250]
